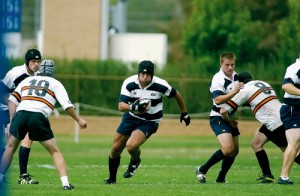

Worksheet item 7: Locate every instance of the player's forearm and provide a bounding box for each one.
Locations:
[220,107,230,121]
[65,107,81,122]
[118,102,130,112]
[282,83,300,96]
[215,92,236,105]
[174,91,187,113]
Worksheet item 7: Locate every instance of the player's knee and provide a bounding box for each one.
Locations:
[222,146,234,156]
[21,138,33,148]
[126,144,136,153]
[110,146,124,158]
[251,140,262,151]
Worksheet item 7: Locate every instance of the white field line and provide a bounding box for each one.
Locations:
[12,164,197,170]
[13,164,258,170]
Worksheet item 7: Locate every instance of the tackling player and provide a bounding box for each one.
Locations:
[104,60,190,184]
[220,72,300,184]
[0,60,87,190]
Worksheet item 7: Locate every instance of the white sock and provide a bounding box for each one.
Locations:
[280,176,289,180]
[60,176,69,186]
[0,174,5,182]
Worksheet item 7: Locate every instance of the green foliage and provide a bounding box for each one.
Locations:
[6,56,291,116]
[7,0,300,117]
[183,0,264,65]
[182,0,298,66]
[6,134,300,195]
[277,0,300,63]
[9,0,298,117]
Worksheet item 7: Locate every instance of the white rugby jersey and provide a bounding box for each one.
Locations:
[222,80,282,131]
[2,64,35,91]
[209,69,239,116]
[282,58,300,105]
[119,75,177,123]
[1,64,36,111]
[9,75,74,118]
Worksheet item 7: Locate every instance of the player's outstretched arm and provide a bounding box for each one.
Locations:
[65,107,87,129]
[174,91,190,126]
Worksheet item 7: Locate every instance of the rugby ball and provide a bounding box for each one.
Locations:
[139,97,151,112]
[130,97,152,114]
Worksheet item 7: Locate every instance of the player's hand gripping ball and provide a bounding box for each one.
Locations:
[130,98,151,114]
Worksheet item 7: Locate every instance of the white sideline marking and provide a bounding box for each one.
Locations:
[13,164,197,170]
[37,164,55,169]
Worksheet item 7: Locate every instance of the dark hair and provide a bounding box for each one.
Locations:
[237,72,252,84]
[25,49,41,66]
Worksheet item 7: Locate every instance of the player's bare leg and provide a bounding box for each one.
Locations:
[123,130,145,178]
[40,138,74,190]
[279,128,300,184]
[0,135,21,177]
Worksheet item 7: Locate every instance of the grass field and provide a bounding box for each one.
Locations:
[4,133,300,195]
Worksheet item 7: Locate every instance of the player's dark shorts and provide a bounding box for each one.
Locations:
[210,116,240,137]
[259,124,287,148]
[280,104,300,129]
[117,112,159,139]
[10,110,54,141]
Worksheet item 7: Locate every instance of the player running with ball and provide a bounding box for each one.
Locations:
[104,60,191,184]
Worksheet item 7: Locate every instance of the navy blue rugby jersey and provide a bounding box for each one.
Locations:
[119,75,177,122]
[282,58,300,106]
[209,69,239,117]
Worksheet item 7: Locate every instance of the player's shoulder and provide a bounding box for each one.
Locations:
[248,80,270,86]
[211,70,225,80]
[122,75,138,85]
[152,76,167,83]
[125,75,137,81]
[49,76,62,83]
[210,71,225,86]
[6,64,25,75]
[10,64,26,71]
[286,61,300,72]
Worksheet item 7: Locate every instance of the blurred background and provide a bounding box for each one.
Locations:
[1,0,300,118]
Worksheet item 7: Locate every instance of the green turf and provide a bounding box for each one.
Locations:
[4,134,300,195]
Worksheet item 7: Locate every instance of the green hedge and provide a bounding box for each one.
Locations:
[7,57,288,118]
